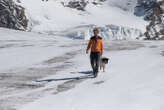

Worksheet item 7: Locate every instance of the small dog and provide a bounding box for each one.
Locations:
[100,57,109,72]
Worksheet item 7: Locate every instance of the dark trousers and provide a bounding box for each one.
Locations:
[90,52,101,75]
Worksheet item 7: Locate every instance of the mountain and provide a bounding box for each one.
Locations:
[0,0,152,39]
[11,0,146,40]
[134,0,156,20]
[0,0,28,30]
[4,0,164,40]
[144,0,164,40]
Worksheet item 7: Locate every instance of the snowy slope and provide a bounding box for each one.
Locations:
[15,0,147,36]
[107,0,137,12]
[18,39,164,110]
[0,28,74,72]
[0,28,164,110]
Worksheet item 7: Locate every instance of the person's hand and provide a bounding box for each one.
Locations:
[86,50,88,54]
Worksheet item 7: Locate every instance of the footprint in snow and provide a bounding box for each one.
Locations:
[93,81,105,85]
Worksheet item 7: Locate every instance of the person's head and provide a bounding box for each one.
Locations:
[93,28,99,36]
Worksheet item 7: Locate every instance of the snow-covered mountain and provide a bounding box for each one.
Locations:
[134,0,156,20]
[144,0,164,40]
[5,0,164,40]
[10,0,147,40]
[0,0,28,30]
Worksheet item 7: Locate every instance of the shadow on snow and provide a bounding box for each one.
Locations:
[36,71,93,83]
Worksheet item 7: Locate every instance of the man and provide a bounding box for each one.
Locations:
[86,28,103,78]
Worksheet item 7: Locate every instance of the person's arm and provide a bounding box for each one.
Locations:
[86,40,92,54]
[101,40,103,55]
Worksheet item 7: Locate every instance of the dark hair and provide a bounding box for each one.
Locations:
[93,28,99,33]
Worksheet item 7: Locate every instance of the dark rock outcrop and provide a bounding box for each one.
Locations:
[61,0,106,11]
[0,0,28,30]
[61,0,88,11]
[144,1,164,40]
[134,0,156,20]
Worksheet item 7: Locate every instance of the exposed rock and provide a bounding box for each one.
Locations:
[61,0,88,11]
[61,0,106,11]
[144,1,164,40]
[134,0,156,20]
[0,0,28,30]
[16,0,21,3]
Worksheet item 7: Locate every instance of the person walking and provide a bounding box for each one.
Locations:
[86,28,103,78]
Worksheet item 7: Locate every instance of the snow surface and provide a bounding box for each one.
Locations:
[1,28,164,110]
[0,28,74,72]
[17,38,164,110]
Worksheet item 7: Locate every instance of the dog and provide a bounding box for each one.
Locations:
[100,57,109,72]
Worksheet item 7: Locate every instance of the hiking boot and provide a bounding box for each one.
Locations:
[93,71,98,78]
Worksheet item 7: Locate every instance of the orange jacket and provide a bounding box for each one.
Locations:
[86,36,103,55]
